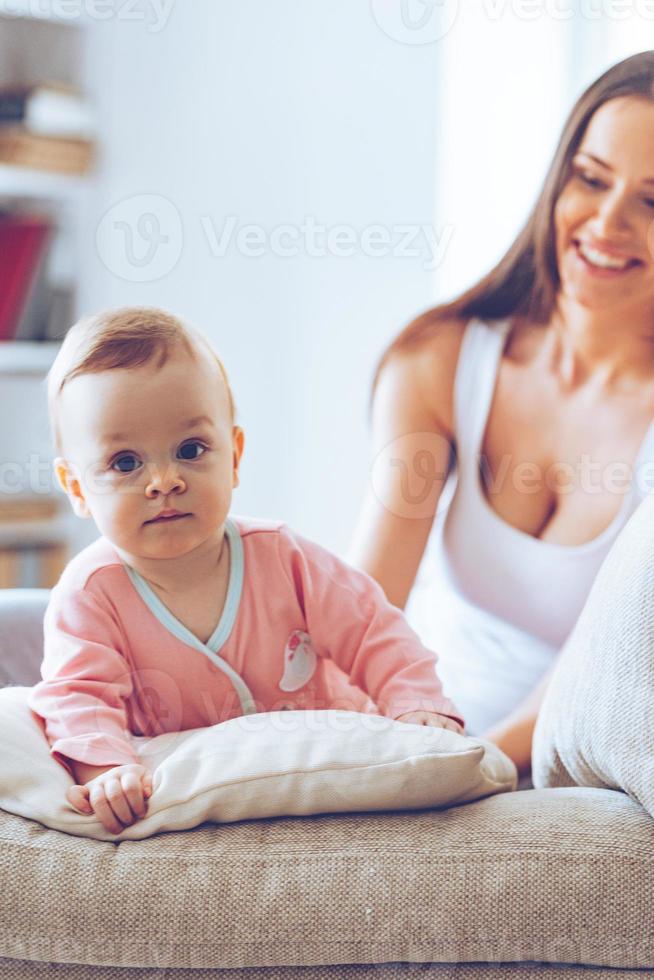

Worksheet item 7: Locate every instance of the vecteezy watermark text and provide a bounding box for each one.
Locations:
[94,193,455,281]
[199,214,453,271]
[482,0,654,19]
[0,0,175,32]
[6,447,654,506]
[371,0,654,46]
[369,434,654,520]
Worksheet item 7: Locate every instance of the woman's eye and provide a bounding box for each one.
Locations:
[577,171,605,190]
[574,168,654,208]
[178,441,206,461]
[111,455,140,474]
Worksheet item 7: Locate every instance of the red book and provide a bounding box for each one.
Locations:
[0,213,51,341]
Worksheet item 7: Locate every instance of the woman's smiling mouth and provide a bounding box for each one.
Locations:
[573,238,642,276]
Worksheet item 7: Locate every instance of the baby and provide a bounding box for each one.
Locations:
[28,307,464,835]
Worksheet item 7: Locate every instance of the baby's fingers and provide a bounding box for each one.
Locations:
[424,713,464,734]
[442,718,464,734]
[120,771,149,819]
[66,784,93,814]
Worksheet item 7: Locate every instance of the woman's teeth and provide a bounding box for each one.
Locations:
[577,242,633,270]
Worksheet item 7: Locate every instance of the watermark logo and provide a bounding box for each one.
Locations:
[371,432,452,520]
[96,194,183,282]
[371,0,459,44]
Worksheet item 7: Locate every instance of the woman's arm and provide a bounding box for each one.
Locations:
[348,321,463,610]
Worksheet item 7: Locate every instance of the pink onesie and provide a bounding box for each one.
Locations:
[27,515,463,775]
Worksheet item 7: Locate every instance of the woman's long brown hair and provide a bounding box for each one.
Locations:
[372,50,654,396]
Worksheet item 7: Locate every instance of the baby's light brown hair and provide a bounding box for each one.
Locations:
[47,307,236,456]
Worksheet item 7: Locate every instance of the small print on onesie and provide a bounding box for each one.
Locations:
[278,630,318,692]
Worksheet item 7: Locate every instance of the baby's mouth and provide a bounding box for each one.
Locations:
[145,513,191,525]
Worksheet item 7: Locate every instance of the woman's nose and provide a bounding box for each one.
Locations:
[593,187,631,237]
[144,464,186,498]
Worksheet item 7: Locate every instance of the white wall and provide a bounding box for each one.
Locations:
[76,2,654,556]
[431,5,653,304]
[433,6,574,302]
[79,0,445,553]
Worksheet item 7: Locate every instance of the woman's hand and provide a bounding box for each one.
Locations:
[483,719,533,779]
[67,763,153,834]
[395,710,464,734]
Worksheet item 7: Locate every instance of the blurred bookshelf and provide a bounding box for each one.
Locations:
[0,349,71,586]
[0,496,68,587]
[0,7,96,588]
[0,161,88,199]
[0,340,59,373]
[0,6,95,343]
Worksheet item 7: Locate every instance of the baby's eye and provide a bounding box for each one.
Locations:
[111,454,141,474]
[178,441,207,461]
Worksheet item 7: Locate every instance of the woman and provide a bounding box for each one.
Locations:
[348,51,654,779]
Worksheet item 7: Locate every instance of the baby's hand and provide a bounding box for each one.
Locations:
[395,710,465,735]
[67,763,153,834]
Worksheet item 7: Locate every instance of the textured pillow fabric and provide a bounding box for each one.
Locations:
[532,491,654,815]
[1,686,516,841]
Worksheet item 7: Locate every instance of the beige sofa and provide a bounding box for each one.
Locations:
[0,588,652,979]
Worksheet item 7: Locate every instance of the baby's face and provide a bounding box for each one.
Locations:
[55,347,243,563]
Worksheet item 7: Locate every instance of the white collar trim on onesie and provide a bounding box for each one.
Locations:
[122,516,258,716]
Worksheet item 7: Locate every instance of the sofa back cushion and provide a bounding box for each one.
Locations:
[532,491,654,817]
[0,588,49,687]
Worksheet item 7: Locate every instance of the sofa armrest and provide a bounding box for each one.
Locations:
[0,589,49,687]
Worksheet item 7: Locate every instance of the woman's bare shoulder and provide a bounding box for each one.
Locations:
[376,314,468,439]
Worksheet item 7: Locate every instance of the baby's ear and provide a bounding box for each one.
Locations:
[53,457,91,519]
[232,427,245,489]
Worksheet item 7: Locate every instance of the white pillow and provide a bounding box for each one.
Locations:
[2,687,516,841]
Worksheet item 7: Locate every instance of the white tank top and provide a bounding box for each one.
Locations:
[405,316,654,735]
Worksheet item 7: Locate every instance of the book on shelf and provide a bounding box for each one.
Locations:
[11,221,53,341]
[0,496,67,588]
[0,496,60,522]
[0,126,94,175]
[42,282,74,342]
[0,83,95,140]
[0,543,67,589]
[0,211,52,341]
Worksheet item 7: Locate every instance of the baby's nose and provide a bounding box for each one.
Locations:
[144,464,186,497]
